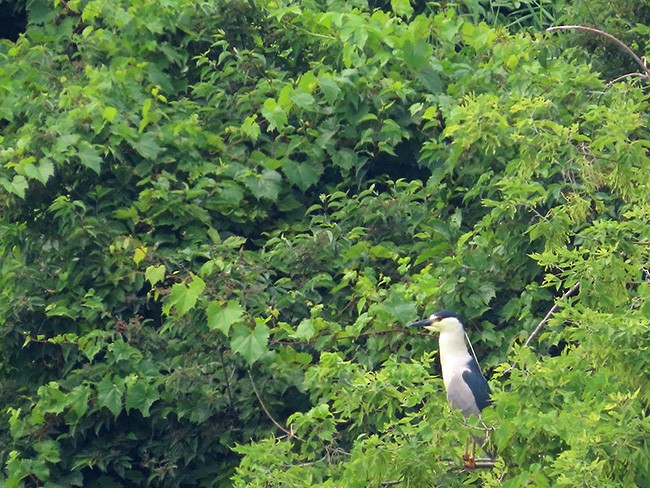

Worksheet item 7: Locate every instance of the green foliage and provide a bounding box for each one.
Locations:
[0,0,648,486]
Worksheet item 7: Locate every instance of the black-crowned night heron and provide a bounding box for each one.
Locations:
[409,310,493,465]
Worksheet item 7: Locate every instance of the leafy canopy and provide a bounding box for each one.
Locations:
[0,0,648,486]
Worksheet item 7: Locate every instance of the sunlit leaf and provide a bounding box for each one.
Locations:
[77,141,102,173]
[391,0,413,18]
[207,300,245,335]
[162,274,206,317]
[145,264,166,286]
[230,323,270,364]
[261,98,288,132]
[292,319,315,340]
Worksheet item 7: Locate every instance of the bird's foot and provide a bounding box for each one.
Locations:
[462,439,477,468]
[462,452,477,469]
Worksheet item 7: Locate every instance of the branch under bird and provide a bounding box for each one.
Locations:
[409,310,494,467]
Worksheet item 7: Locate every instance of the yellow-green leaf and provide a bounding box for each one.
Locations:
[207,300,245,335]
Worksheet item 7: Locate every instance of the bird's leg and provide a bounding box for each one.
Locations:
[462,438,477,469]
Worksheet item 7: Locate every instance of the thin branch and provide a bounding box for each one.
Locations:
[466,459,497,469]
[606,72,648,87]
[218,347,235,410]
[546,25,650,80]
[248,371,306,443]
[524,281,580,347]
[445,457,496,470]
[332,327,412,342]
[269,327,418,347]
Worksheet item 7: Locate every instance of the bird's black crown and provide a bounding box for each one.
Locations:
[433,310,461,320]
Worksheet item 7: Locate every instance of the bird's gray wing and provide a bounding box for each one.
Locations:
[446,372,482,418]
[463,358,491,411]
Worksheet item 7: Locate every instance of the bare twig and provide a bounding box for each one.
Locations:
[269,326,417,347]
[524,281,581,347]
[446,457,497,470]
[606,72,648,87]
[547,25,650,81]
[469,459,497,469]
[248,371,306,442]
[218,347,235,410]
[502,281,581,375]
[332,327,412,342]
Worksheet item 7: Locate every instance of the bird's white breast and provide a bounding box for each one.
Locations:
[437,330,473,389]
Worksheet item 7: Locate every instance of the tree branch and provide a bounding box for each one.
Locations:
[606,72,648,87]
[248,371,306,443]
[524,281,580,347]
[546,25,650,81]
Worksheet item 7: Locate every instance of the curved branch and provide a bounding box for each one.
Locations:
[546,25,650,79]
[606,72,648,87]
[524,281,580,347]
[248,371,306,442]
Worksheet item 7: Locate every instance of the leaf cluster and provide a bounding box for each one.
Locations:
[0,0,648,487]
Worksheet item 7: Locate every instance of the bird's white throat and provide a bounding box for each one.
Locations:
[438,329,472,388]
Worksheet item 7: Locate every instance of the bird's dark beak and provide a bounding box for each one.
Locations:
[408,318,434,328]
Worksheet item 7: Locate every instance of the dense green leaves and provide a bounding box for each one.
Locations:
[0,0,648,486]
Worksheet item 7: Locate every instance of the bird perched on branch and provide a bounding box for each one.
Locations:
[409,310,493,467]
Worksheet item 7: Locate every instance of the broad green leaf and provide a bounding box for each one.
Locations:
[142,98,152,118]
[291,91,315,109]
[33,440,61,463]
[244,169,281,201]
[133,247,146,265]
[109,339,142,363]
[131,132,161,159]
[145,264,166,286]
[331,147,357,171]
[23,158,54,184]
[477,283,496,305]
[416,65,444,93]
[230,323,270,364]
[318,76,341,105]
[125,380,159,417]
[282,159,322,191]
[54,133,80,154]
[82,0,102,22]
[162,274,206,317]
[461,22,497,51]
[292,319,315,340]
[207,300,245,335]
[67,385,91,418]
[102,106,118,122]
[401,38,431,70]
[1,175,28,198]
[261,98,288,132]
[34,382,67,417]
[384,291,417,323]
[241,115,261,142]
[97,377,124,417]
[77,141,102,173]
[391,0,413,18]
[78,331,106,362]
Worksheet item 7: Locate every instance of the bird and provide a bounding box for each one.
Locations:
[409,310,493,466]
